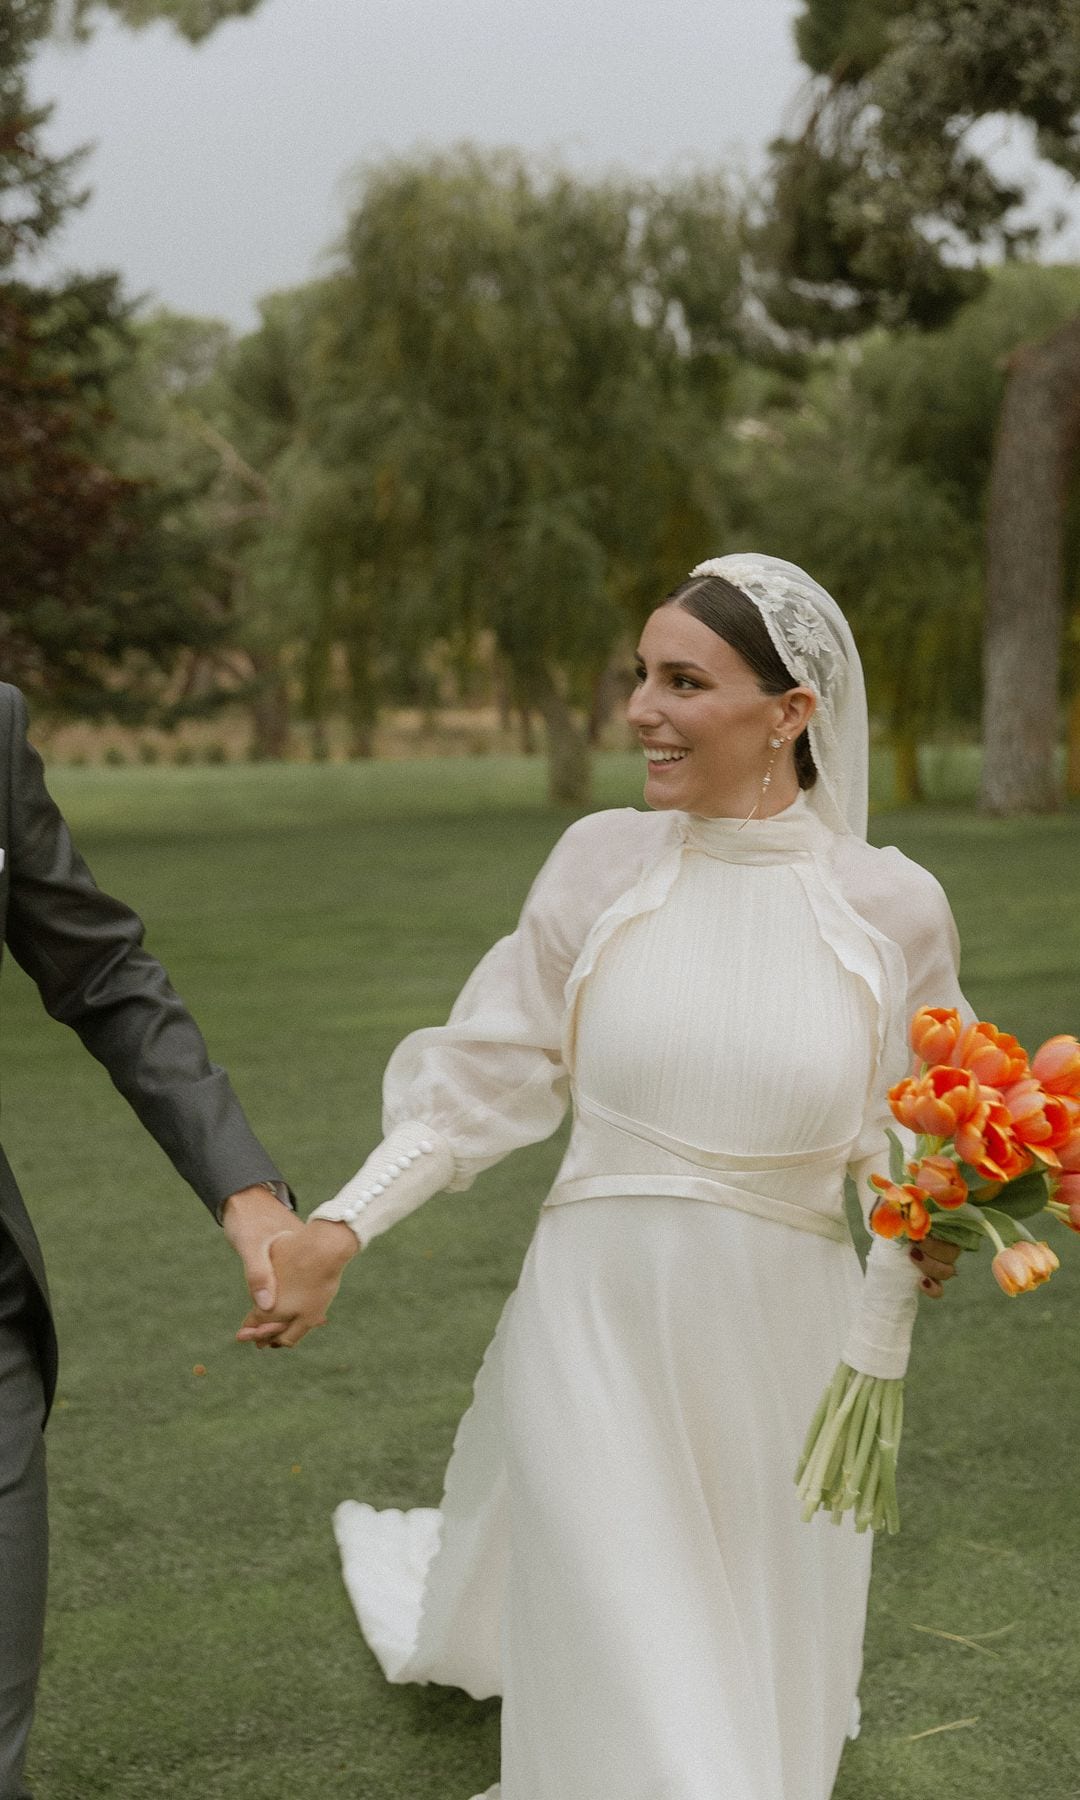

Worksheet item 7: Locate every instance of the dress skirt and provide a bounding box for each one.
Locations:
[334,1193,872,1800]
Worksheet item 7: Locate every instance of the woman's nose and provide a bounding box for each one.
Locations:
[626,682,660,728]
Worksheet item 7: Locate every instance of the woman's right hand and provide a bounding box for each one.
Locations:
[236,1219,359,1348]
[909,1233,961,1299]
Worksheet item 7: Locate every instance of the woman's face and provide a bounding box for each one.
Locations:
[627,604,812,818]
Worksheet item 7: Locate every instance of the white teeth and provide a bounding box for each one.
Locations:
[643,748,688,763]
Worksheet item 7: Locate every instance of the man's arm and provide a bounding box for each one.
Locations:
[4,688,299,1302]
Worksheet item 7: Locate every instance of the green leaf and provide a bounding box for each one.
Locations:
[979,1206,1024,1248]
[922,1201,990,1253]
[925,1219,988,1253]
[981,1168,1052,1222]
[886,1128,907,1185]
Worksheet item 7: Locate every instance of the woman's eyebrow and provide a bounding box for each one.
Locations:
[634,658,711,675]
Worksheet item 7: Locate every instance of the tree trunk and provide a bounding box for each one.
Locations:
[301,624,334,761]
[532,668,591,806]
[343,592,377,759]
[980,314,1080,814]
[1067,685,1080,800]
[248,650,290,759]
[588,657,629,747]
[892,728,924,806]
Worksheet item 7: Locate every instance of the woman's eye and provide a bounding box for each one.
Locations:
[633,667,646,683]
[671,675,699,690]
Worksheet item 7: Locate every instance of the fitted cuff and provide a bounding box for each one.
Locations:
[308,1121,455,1246]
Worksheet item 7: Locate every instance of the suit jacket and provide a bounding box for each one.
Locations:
[0,685,287,1404]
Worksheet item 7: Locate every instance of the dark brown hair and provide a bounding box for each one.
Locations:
[662,574,817,789]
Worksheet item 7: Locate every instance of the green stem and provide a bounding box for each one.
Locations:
[795,1363,846,1483]
[854,1451,881,1534]
[840,1381,884,1511]
[798,1368,865,1512]
[974,1213,1008,1254]
[877,1379,904,1535]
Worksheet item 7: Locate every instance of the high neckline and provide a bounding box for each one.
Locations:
[678,790,826,863]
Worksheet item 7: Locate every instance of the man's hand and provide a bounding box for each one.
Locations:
[910,1233,962,1298]
[236,1220,359,1349]
[221,1184,304,1325]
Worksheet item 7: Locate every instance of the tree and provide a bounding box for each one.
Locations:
[0,3,259,720]
[729,354,981,802]
[1,279,235,712]
[767,0,1080,812]
[310,148,744,802]
[1,4,226,711]
[60,0,265,42]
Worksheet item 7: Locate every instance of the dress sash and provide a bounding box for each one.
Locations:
[543,1091,854,1245]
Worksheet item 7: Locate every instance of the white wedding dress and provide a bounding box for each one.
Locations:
[319,796,967,1800]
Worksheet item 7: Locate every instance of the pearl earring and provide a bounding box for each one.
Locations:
[738,734,788,830]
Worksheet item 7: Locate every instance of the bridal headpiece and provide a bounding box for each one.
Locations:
[688,552,870,840]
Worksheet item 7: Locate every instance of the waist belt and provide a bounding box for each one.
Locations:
[542,1091,853,1245]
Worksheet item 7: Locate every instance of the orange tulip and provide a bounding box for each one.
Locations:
[1031,1034,1080,1100]
[910,1006,962,1066]
[869,1176,932,1242]
[1058,1128,1080,1174]
[950,1020,1029,1089]
[953,1092,1032,1183]
[907,1154,968,1209]
[889,1065,982,1136]
[992,1239,1060,1296]
[1000,1078,1074,1165]
[1054,1171,1080,1211]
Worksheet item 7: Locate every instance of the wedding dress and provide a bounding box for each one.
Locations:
[314,792,968,1800]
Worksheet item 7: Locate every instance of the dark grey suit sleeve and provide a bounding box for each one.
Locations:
[4,690,290,1218]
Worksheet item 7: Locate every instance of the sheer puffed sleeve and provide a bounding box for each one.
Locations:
[309,810,648,1245]
[837,844,974,1378]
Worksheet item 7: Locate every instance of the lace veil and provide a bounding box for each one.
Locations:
[688,552,869,841]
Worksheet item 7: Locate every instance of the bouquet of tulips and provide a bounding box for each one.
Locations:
[796,1009,1080,1533]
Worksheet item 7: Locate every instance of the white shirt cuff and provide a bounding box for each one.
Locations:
[308,1121,455,1246]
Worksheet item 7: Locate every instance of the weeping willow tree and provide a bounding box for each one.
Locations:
[298,147,746,804]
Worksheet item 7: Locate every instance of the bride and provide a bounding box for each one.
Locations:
[240,553,965,1800]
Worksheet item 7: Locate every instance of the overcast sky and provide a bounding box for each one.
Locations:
[29,1,1080,332]
[30,0,809,328]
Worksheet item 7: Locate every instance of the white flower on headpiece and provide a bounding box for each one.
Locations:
[782,602,836,662]
[689,558,838,675]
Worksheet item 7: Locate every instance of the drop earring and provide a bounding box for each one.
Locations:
[738,733,786,831]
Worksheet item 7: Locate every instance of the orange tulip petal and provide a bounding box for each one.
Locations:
[1031,1035,1080,1099]
[910,1007,962,1065]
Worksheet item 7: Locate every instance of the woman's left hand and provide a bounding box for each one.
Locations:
[910,1234,961,1298]
[236,1220,359,1347]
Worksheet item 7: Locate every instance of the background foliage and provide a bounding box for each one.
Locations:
[4,0,1080,804]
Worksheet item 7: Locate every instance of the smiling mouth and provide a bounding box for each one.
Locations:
[642,748,689,764]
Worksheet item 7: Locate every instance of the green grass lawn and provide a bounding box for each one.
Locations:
[7,754,1080,1799]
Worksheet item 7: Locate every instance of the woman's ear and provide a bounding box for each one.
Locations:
[777,687,816,739]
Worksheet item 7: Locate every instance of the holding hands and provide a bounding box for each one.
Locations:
[236,1219,359,1348]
